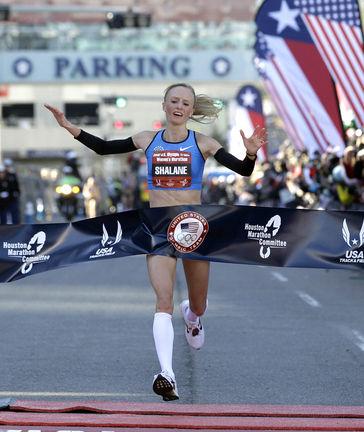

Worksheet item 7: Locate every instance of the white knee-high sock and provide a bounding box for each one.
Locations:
[153,312,174,378]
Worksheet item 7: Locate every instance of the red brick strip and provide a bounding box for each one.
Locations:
[0,401,363,431]
[1,411,364,430]
[9,400,364,418]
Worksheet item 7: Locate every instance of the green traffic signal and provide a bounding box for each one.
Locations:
[213,99,224,109]
[115,97,127,108]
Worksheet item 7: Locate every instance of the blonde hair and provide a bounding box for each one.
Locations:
[164,83,222,124]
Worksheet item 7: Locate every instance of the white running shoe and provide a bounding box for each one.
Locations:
[180,299,205,350]
[152,370,179,401]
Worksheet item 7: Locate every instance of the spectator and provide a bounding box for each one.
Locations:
[82,176,101,218]
[342,145,356,180]
[106,177,123,213]
[0,165,10,224]
[138,177,150,209]
[353,148,364,183]
[4,159,21,224]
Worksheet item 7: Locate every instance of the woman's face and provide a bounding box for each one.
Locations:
[162,86,195,126]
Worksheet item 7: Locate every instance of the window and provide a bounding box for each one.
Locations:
[2,103,34,127]
[64,103,99,125]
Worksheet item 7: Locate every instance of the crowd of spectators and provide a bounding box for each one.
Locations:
[100,134,364,213]
[202,135,364,211]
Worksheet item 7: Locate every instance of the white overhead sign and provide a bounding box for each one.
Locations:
[0,50,258,83]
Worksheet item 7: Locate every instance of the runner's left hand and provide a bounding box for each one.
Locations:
[240,125,267,156]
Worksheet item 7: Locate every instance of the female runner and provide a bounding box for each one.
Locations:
[45,82,266,401]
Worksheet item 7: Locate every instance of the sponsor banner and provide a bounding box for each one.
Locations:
[0,204,363,283]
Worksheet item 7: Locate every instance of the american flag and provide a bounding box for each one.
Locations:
[264,76,307,152]
[181,222,199,233]
[254,34,307,152]
[254,30,338,154]
[299,0,364,127]
[254,0,356,156]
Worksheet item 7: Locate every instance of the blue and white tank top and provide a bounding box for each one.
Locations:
[145,129,205,191]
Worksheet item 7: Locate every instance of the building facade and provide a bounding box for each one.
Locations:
[0,0,263,177]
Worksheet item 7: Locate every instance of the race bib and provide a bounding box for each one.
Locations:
[152,151,191,188]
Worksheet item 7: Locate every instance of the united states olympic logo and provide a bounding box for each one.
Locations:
[168,211,209,253]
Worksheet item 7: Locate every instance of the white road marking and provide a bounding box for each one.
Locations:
[351,329,364,351]
[3,430,23,432]
[271,271,288,282]
[296,291,321,308]
[337,325,364,352]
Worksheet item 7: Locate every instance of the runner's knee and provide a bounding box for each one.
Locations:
[156,291,174,313]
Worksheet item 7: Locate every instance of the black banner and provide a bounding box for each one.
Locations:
[0,204,363,283]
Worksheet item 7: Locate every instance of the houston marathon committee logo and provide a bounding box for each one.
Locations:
[340,218,364,264]
[89,220,122,259]
[2,231,50,274]
[244,214,287,259]
[168,211,209,253]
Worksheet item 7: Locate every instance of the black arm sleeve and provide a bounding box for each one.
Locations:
[74,129,137,155]
[214,148,256,176]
